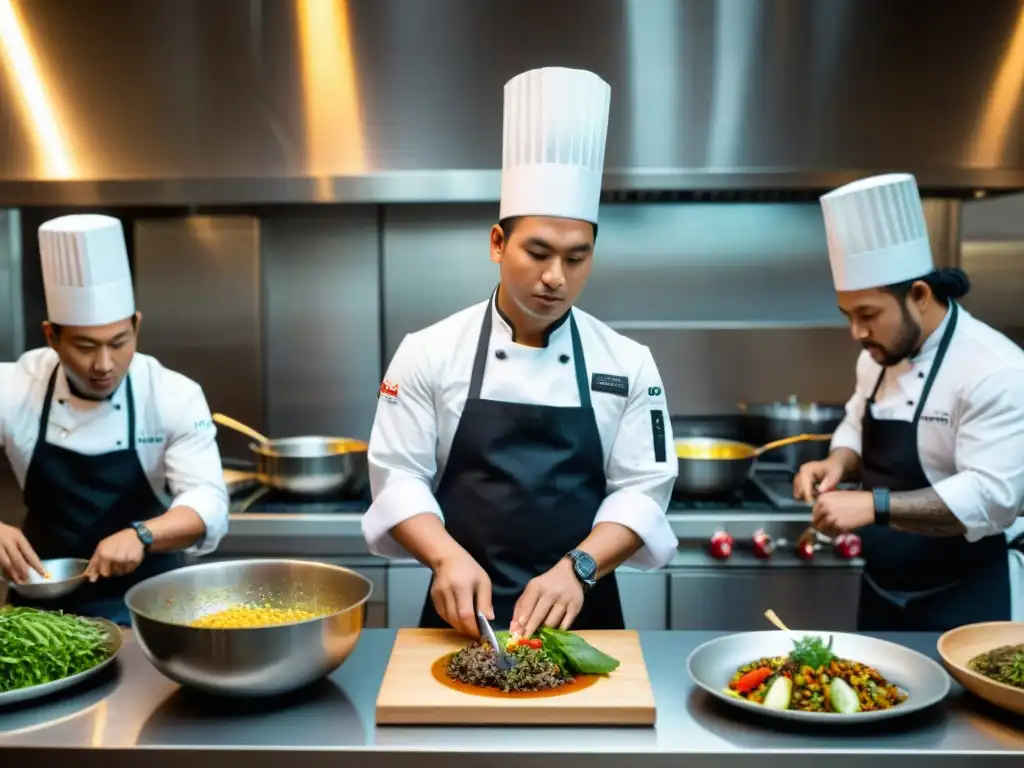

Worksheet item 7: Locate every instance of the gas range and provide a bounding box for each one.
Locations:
[669,464,810,513]
[230,483,369,514]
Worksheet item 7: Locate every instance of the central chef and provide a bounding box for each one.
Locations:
[0,214,229,625]
[361,67,680,638]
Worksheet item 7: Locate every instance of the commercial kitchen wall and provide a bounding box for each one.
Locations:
[2,196,1023,501]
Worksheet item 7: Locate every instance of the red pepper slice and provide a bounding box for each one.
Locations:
[734,667,773,693]
[528,638,542,649]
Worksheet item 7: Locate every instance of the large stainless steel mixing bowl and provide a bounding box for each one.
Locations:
[125,559,372,697]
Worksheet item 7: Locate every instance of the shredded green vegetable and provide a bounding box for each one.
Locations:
[0,606,112,693]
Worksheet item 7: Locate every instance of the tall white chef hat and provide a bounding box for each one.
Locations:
[39,214,135,326]
[499,67,611,226]
[819,173,935,291]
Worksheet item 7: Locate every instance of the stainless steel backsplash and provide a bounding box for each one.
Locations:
[3,197,1022,478]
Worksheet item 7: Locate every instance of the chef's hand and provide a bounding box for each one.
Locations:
[811,490,874,537]
[793,458,846,502]
[510,558,583,638]
[0,522,45,583]
[84,528,145,582]
[430,550,493,638]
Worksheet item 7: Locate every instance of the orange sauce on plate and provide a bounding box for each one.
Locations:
[430,652,601,698]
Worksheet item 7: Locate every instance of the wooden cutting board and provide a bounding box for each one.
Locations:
[375,628,656,726]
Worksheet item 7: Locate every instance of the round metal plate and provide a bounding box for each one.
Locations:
[0,616,123,707]
[687,630,951,723]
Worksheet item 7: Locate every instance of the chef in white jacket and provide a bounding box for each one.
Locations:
[362,67,679,638]
[794,173,1024,631]
[0,214,229,625]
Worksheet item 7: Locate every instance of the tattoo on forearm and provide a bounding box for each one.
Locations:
[889,488,966,536]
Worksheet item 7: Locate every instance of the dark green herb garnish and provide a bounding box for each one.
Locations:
[790,634,835,669]
[0,606,112,693]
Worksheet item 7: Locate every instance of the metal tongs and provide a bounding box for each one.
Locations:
[476,611,516,670]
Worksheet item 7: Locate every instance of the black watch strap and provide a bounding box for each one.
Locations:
[873,488,891,526]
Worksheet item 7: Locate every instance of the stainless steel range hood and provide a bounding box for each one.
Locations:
[1,0,1022,206]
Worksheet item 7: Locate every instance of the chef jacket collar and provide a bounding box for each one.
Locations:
[491,285,572,348]
[908,303,952,366]
[50,364,128,427]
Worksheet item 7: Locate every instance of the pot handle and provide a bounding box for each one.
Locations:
[212,413,270,445]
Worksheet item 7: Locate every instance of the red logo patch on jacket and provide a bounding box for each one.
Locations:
[379,380,399,403]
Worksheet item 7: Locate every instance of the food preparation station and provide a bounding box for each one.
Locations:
[1,630,1021,767]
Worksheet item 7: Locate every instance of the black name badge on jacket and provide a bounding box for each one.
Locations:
[591,373,629,397]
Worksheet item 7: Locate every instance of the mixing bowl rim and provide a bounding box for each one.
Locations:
[123,557,375,629]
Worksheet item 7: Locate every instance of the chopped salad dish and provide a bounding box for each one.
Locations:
[724,634,908,714]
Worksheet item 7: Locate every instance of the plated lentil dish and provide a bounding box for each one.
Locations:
[968,644,1024,689]
[725,634,908,714]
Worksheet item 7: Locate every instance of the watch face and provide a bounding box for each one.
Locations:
[573,552,597,580]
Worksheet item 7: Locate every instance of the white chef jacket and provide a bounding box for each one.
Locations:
[362,295,680,570]
[830,305,1024,619]
[0,347,229,555]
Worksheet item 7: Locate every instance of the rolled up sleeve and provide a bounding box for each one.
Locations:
[830,352,872,457]
[362,335,442,559]
[932,367,1024,542]
[593,348,679,570]
[164,388,229,556]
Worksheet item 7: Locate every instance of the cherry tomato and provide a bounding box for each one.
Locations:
[528,638,542,649]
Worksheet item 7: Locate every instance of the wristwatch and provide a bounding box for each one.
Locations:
[565,549,598,593]
[131,521,154,552]
[872,488,891,527]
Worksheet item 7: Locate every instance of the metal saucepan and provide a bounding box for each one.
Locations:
[673,433,833,497]
[125,559,372,697]
[213,413,369,496]
[739,395,845,471]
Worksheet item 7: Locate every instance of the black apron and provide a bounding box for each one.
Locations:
[419,301,624,631]
[9,365,183,626]
[856,302,1013,631]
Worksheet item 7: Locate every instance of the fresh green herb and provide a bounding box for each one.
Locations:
[789,634,835,669]
[0,606,112,693]
[538,628,620,675]
[495,628,620,675]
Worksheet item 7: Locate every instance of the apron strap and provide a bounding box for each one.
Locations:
[468,291,593,409]
[38,364,60,432]
[911,301,958,424]
[866,301,960,421]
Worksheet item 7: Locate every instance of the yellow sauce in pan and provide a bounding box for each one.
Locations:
[675,442,755,460]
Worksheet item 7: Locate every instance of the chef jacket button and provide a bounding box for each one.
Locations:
[495,350,507,360]
[559,354,570,364]
[58,399,67,406]
[114,404,122,410]
[906,400,914,406]
[61,430,69,439]
[117,440,122,446]
[918,372,925,379]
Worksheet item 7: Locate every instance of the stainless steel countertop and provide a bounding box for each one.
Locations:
[1,630,1020,768]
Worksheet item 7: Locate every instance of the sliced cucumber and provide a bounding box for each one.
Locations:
[829,678,862,714]
[762,676,793,710]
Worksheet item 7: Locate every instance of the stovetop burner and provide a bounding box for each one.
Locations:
[670,464,810,512]
[231,485,370,514]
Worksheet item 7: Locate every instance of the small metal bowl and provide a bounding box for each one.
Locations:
[7,557,89,600]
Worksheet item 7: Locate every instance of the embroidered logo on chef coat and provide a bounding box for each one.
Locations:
[920,409,951,426]
[378,380,400,404]
[591,373,629,397]
[137,434,165,445]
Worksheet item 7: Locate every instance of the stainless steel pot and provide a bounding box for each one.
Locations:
[673,437,758,497]
[739,395,846,471]
[213,413,369,496]
[673,434,833,497]
[125,558,373,697]
[251,436,369,496]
